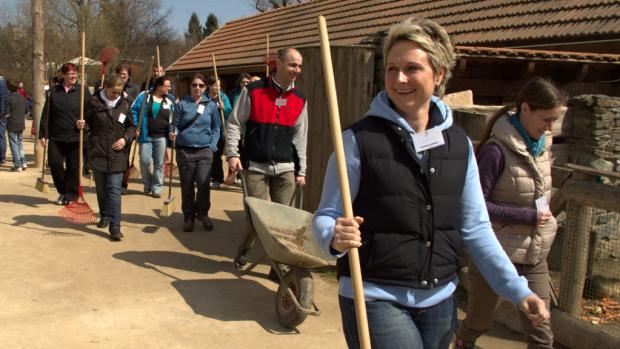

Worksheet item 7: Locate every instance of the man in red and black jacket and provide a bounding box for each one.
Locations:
[226,48,308,271]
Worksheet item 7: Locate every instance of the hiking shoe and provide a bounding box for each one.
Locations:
[152,192,162,198]
[197,215,214,231]
[212,181,221,189]
[22,163,27,170]
[97,218,109,229]
[183,217,195,232]
[56,195,65,205]
[10,167,22,172]
[109,228,123,241]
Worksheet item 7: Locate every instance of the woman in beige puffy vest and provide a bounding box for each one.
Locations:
[456,77,567,349]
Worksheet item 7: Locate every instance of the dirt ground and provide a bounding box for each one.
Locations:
[0,122,528,348]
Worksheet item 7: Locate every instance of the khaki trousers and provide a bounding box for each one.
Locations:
[456,260,553,349]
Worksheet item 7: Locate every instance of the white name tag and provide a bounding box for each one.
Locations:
[535,197,550,213]
[275,98,287,107]
[118,113,126,124]
[163,103,170,110]
[412,127,445,152]
[197,104,205,114]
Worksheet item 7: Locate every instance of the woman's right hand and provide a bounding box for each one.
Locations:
[168,132,176,142]
[537,211,553,228]
[331,216,365,253]
[39,138,47,148]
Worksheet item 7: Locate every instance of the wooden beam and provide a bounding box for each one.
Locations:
[563,179,620,212]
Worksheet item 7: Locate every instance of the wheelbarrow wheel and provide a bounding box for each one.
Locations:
[275,268,313,328]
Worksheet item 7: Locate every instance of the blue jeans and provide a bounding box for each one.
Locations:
[339,294,457,349]
[8,131,25,168]
[139,137,166,195]
[94,170,123,230]
[0,118,7,163]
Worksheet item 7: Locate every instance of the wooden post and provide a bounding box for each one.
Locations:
[558,199,593,316]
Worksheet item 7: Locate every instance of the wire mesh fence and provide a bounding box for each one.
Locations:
[549,199,620,335]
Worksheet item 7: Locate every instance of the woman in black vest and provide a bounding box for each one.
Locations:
[131,76,173,198]
[313,18,549,349]
[77,74,135,241]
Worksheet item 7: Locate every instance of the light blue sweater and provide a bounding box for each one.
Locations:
[313,91,533,308]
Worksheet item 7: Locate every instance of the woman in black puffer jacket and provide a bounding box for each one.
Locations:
[78,74,135,241]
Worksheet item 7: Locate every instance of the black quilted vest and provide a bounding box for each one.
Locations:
[336,116,469,289]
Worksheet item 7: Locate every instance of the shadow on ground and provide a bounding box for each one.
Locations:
[114,250,294,333]
[0,194,52,208]
[10,214,109,239]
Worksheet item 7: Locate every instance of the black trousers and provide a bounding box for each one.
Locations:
[48,140,80,201]
[176,146,213,219]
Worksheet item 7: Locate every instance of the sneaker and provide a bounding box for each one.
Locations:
[454,339,476,349]
[152,192,162,198]
[56,195,65,205]
[10,167,22,172]
[121,187,128,195]
[212,181,221,189]
[143,188,151,195]
[197,215,214,231]
[22,163,27,170]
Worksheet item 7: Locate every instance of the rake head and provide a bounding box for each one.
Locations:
[35,178,49,193]
[59,195,96,224]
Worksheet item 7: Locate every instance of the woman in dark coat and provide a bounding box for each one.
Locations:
[39,62,91,205]
[78,74,135,241]
[4,80,29,171]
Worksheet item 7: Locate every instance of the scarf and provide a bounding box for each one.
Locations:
[510,114,545,157]
[99,89,120,110]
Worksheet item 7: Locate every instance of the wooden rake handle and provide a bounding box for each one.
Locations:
[211,53,226,135]
[317,15,371,349]
[130,56,156,164]
[79,32,86,190]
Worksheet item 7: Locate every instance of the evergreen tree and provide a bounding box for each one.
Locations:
[203,13,219,37]
[185,12,204,47]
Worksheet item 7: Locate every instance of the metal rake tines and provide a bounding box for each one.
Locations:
[58,197,96,224]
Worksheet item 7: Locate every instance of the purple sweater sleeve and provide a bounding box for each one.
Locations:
[477,143,537,225]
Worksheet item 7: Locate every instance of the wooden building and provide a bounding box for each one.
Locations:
[166,0,620,210]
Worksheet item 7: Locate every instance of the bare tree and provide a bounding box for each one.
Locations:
[254,0,307,12]
[32,0,45,166]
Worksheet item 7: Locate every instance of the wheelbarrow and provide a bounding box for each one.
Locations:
[233,192,336,328]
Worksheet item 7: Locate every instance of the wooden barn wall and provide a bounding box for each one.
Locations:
[295,45,375,212]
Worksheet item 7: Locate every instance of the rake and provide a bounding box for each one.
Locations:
[123,56,155,184]
[35,76,52,193]
[59,32,96,224]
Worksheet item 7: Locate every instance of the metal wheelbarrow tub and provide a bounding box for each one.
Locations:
[243,196,335,269]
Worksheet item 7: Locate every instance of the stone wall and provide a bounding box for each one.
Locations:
[567,95,620,177]
[565,95,620,267]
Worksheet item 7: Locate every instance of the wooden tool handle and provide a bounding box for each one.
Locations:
[318,15,371,349]
[79,32,86,189]
[211,53,226,135]
[130,56,155,164]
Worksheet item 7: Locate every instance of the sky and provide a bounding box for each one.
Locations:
[162,0,259,36]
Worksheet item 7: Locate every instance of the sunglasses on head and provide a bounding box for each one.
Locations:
[191,83,205,88]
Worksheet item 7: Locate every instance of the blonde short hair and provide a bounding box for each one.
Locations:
[383,18,455,97]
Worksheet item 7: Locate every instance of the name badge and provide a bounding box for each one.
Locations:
[275,98,287,107]
[163,103,170,110]
[197,104,205,114]
[412,127,445,152]
[535,197,550,213]
[118,113,126,124]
